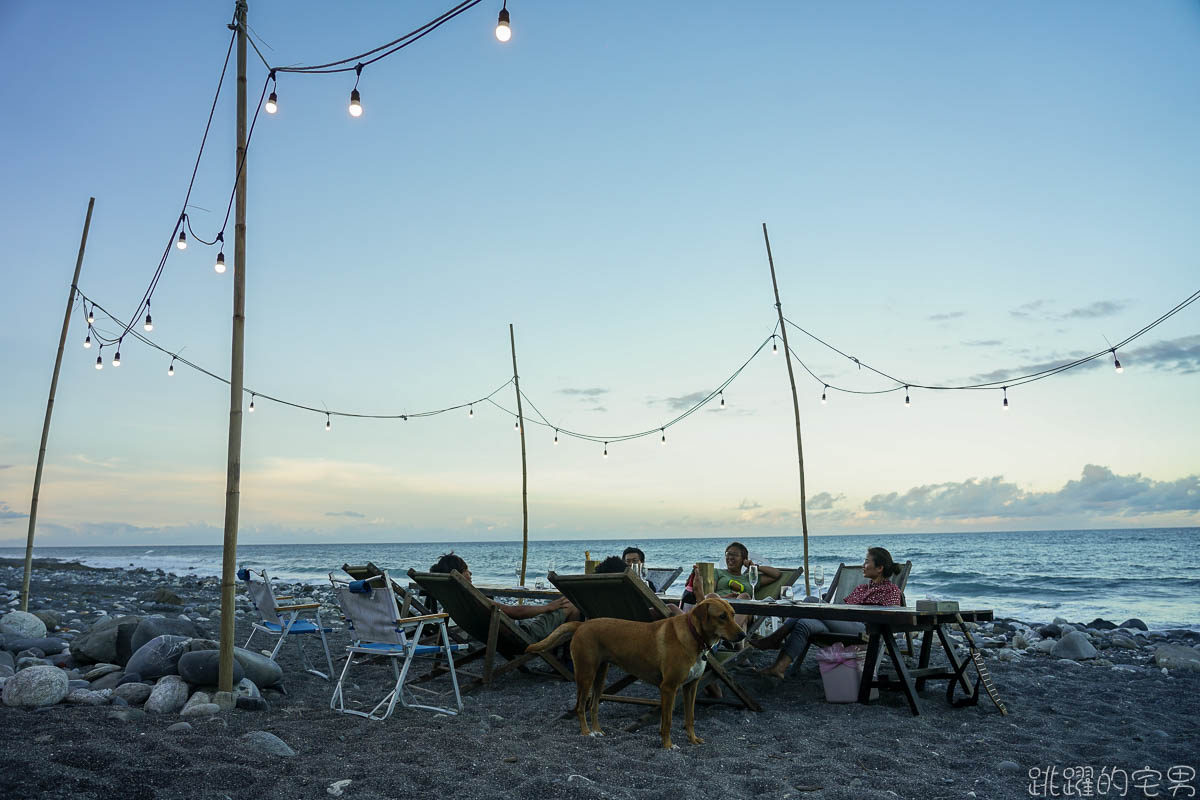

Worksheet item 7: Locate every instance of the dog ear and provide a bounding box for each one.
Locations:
[692,599,709,626]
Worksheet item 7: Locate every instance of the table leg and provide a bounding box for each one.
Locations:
[937,624,972,694]
[915,626,934,691]
[858,632,882,704]
[882,626,923,716]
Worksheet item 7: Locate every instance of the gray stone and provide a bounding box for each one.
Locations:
[1034,639,1057,654]
[65,688,112,706]
[166,722,192,733]
[1037,624,1062,638]
[0,665,13,679]
[236,696,268,711]
[107,708,146,722]
[1120,618,1149,631]
[233,647,283,690]
[184,638,219,652]
[0,651,13,670]
[89,671,126,691]
[138,588,183,606]
[117,672,143,686]
[1059,624,1077,635]
[180,702,220,718]
[234,678,261,701]
[31,611,59,632]
[70,615,141,666]
[213,690,235,712]
[5,637,66,656]
[125,635,190,680]
[241,730,295,757]
[144,675,189,713]
[82,663,121,681]
[2,664,69,708]
[112,682,152,705]
[0,611,47,639]
[1110,634,1140,650]
[17,657,52,669]
[1012,633,1030,650]
[1052,631,1098,660]
[181,691,211,713]
[1154,644,1200,673]
[130,616,199,653]
[1052,616,1069,625]
[67,679,90,690]
[178,651,243,687]
[1087,618,1117,631]
[998,761,1021,772]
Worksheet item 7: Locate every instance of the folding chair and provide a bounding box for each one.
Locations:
[793,560,914,667]
[643,566,683,594]
[329,572,467,720]
[239,567,334,680]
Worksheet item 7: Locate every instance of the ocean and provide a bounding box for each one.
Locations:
[4,527,1197,630]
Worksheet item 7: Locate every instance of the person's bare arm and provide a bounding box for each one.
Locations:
[498,596,572,620]
[746,559,782,581]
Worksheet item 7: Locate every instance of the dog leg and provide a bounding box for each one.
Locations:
[590,664,609,736]
[574,655,596,736]
[659,684,679,749]
[681,680,703,744]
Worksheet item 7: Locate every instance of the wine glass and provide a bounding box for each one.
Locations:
[747,564,759,598]
[514,563,523,587]
[780,585,795,603]
[814,565,826,602]
[541,559,555,590]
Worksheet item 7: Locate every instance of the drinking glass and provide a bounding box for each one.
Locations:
[780,585,795,603]
[514,564,523,587]
[814,565,826,602]
[748,564,759,597]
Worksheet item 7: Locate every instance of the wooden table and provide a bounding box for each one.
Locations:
[726,599,994,716]
[470,583,563,602]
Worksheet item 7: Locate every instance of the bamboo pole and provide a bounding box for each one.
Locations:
[510,324,529,585]
[20,197,95,611]
[762,223,811,595]
[218,0,249,696]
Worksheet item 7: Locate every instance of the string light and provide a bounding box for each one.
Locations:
[554,429,559,445]
[249,393,255,413]
[348,64,364,117]
[112,347,122,368]
[495,1,511,42]
[168,358,175,377]
[772,336,778,355]
[719,391,725,408]
[514,419,519,431]
[468,404,474,418]
[661,428,666,445]
[95,346,103,370]
[83,332,92,349]
[215,233,226,273]
[821,385,827,404]
[264,72,278,114]
[904,386,910,407]
[86,305,94,325]
[176,228,187,250]
[325,413,331,431]
[1002,387,1009,411]
[603,441,608,458]
[1112,350,1123,373]
[143,301,153,332]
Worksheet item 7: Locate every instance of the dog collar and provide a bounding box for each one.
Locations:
[685,615,707,650]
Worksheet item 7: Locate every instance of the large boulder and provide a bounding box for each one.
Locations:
[233,647,284,690]
[70,616,141,666]
[125,635,190,680]
[1120,618,1149,631]
[31,611,60,632]
[2,665,69,708]
[1155,644,1200,673]
[89,671,127,691]
[4,637,67,656]
[144,675,189,714]
[1052,631,1099,660]
[178,651,243,687]
[0,611,47,640]
[112,682,153,706]
[130,617,199,653]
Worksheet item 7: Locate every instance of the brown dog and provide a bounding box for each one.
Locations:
[526,597,745,749]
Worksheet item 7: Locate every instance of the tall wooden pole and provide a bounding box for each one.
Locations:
[762,223,811,595]
[21,197,95,611]
[218,0,249,695]
[510,324,529,584]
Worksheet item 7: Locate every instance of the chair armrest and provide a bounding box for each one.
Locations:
[398,613,450,625]
[275,595,294,601]
[276,602,320,611]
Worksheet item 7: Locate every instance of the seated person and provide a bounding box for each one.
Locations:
[753,546,902,678]
[594,555,628,574]
[430,552,580,641]
[619,547,658,592]
[682,541,780,627]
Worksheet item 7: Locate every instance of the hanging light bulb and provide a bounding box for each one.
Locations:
[83,332,92,349]
[719,391,725,408]
[514,419,519,431]
[249,393,256,413]
[112,349,122,368]
[348,64,364,117]
[904,386,910,407]
[661,428,666,445]
[86,305,94,324]
[603,441,608,458]
[772,337,778,355]
[215,251,226,274]
[168,359,175,377]
[325,414,331,431]
[1112,350,1123,373]
[95,348,103,370]
[1002,387,1009,411]
[553,430,559,445]
[265,71,278,114]
[821,385,827,404]
[177,229,187,250]
[143,302,153,332]
[495,2,511,42]
[468,404,474,418]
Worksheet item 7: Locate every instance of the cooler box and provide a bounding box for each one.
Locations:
[816,643,877,702]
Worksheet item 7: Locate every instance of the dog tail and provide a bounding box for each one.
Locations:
[525,621,582,653]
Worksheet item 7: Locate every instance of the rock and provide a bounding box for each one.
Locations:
[241,731,295,757]
[1120,618,1149,631]
[82,663,121,681]
[125,635,190,680]
[1154,644,1200,673]
[1052,616,1068,625]
[0,651,13,670]
[70,615,141,666]
[0,611,47,639]
[1037,624,1061,638]
[328,779,352,797]
[2,665,69,707]
[89,671,126,691]
[998,761,1021,772]
[166,722,192,733]
[130,617,199,653]
[996,649,1019,662]
[1087,618,1117,631]
[144,675,189,713]
[1034,639,1056,654]
[17,657,52,669]
[184,638,219,652]
[1052,631,1098,660]
[213,690,235,712]
[1012,633,1029,650]
[112,682,152,706]
[67,679,90,690]
[107,708,146,722]
[235,696,268,712]
[117,672,144,686]
[180,702,220,718]
[1059,624,1076,635]
[178,651,243,687]
[138,588,183,606]
[31,611,59,632]
[5,637,66,656]
[65,688,112,706]
[232,647,283,690]
[181,690,211,714]
[1110,635,1140,650]
[234,678,261,701]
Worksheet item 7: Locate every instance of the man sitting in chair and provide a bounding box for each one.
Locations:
[431,553,580,642]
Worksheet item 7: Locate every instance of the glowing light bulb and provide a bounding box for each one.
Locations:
[83,333,91,349]
[603,442,608,458]
[265,91,278,114]
[113,350,122,368]
[554,430,559,445]
[215,251,226,274]
[168,360,174,377]
[144,313,153,332]
[661,429,666,445]
[1112,351,1123,373]
[515,420,519,431]
[904,387,910,407]
[249,394,255,412]
[495,5,511,41]
[326,414,331,431]
[772,338,778,355]
[177,230,187,250]
[719,391,725,408]
[468,404,474,418]
[821,386,827,404]
[348,89,362,117]
[87,307,94,324]
[1003,396,1009,410]
[95,354,103,370]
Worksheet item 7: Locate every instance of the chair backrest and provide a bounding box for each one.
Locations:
[549,570,672,623]
[827,560,912,605]
[752,567,803,601]
[407,569,529,655]
[333,572,406,645]
[644,566,683,594]
[343,562,432,617]
[240,568,281,623]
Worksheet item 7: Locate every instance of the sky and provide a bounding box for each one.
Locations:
[1,1,1198,547]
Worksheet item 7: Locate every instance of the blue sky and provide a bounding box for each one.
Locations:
[1,1,1197,546]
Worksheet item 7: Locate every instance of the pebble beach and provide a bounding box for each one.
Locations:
[2,557,1198,800]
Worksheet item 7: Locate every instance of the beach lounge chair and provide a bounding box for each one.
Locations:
[407,568,574,689]
[644,566,683,594]
[328,572,467,719]
[792,560,914,667]
[239,567,334,680]
[548,568,769,718]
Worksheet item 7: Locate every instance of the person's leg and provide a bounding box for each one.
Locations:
[751,617,798,650]
[760,619,829,678]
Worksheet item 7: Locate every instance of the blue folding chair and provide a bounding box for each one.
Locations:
[329,571,468,720]
[240,567,334,680]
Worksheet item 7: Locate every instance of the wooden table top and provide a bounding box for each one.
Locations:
[725,599,993,627]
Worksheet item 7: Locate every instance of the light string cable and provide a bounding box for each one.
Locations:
[487,329,781,445]
[86,26,239,352]
[782,287,1200,398]
[80,290,514,421]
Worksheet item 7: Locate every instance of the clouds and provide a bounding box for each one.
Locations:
[806,492,844,510]
[325,510,366,518]
[969,334,1199,383]
[559,387,609,413]
[0,502,28,520]
[1009,299,1125,322]
[662,390,710,411]
[928,311,965,322]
